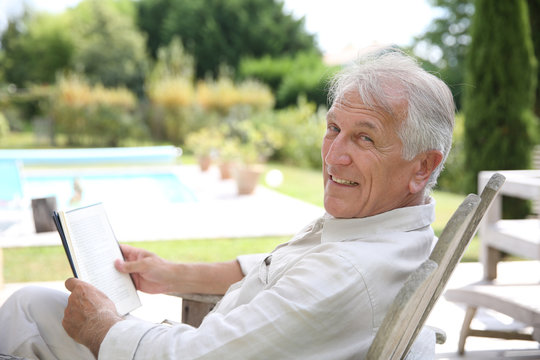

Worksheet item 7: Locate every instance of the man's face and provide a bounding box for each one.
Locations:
[322,93,424,219]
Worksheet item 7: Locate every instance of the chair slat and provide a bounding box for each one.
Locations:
[366,173,505,360]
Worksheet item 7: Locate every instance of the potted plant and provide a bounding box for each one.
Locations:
[235,142,266,195]
[217,138,240,180]
[185,128,221,172]
[233,124,275,195]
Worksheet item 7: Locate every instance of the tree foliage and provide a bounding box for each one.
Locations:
[136,0,318,78]
[528,0,540,118]
[412,0,474,110]
[0,12,75,87]
[69,0,149,96]
[464,0,538,216]
[239,52,338,108]
[0,0,149,96]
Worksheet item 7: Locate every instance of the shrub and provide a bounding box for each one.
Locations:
[277,65,333,108]
[51,74,141,146]
[0,111,9,140]
[239,52,338,109]
[271,98,327,168]
[437,113,466,194]
[238,55,294,92]
[146,76,196,144]
[230,114,280,165]
[196,77,274,115]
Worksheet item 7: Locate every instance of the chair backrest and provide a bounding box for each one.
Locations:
[366,172,506,360]
[0,160,23,202]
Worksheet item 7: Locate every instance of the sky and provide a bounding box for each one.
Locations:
[0,0,440,56]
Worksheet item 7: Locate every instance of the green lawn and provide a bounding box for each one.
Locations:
[3,237,289,283]
[264,162,467,237]
[2,162,472,283]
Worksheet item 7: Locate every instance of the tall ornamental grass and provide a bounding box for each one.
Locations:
[51,74,139,146]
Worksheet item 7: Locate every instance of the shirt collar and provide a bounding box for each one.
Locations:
[321,197,436,243]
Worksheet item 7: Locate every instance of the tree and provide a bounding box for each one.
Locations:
[0,12,75,87]
[464,0,538,217]
[136,0,317,78]
[412,0,475,110]
[69,0,149,96]
[528,0,540,118]
[239,52,338,108]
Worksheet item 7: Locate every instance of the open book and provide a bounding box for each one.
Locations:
[53,203,141,315]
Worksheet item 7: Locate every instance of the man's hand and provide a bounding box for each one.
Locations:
[63,278,122,358]
[115,244,178,294]
[116,244,244,295]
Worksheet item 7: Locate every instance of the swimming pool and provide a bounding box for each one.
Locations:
[22,168,197,209]
[0,146,181,165]
[0,147,192,208]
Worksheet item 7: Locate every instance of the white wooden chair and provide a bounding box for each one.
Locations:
[175,173,506,358]
[445,172,540,354]
[366,172,505,359]
[445,283,540,354]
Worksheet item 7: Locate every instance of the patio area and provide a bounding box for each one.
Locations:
[431,260,540,359]
[0,163,539,358]
[0,164,325,247]
[1,261,538,358]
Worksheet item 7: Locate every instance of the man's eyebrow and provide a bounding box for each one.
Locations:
[354,120,378,130]
[326,111,335,121]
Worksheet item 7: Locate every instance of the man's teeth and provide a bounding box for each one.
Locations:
[333,177,359,185]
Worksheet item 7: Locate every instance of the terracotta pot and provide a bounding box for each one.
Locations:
[235,165,263,195]
[198,155,212,172]
[219,162,235,180]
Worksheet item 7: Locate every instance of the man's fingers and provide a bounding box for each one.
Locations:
[115,258,146,274]
[65,277,82,291]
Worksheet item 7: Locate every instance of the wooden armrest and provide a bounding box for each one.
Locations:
[429,326,447,344]
[169,293,223,304]
[169,293,223,327]
[445,284,540,326]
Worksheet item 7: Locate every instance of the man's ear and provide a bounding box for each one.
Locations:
[409,150,443,194]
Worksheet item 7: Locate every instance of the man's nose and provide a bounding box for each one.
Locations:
[325,136,352,166]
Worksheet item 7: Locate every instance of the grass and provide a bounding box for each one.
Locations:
[2,159,473,283]
[263,162,324,207]
[264,162,466,237]
[3,237,289,283]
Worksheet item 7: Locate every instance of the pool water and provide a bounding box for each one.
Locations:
[23,172,197,209]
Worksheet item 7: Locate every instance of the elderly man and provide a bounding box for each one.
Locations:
[0,46,455,359]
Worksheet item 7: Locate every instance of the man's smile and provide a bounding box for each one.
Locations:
[330,175,359,186]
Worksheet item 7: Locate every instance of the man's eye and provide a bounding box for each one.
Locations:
[328,125,340,133]
[359,135,373,143]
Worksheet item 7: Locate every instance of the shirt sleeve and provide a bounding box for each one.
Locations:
[100,252,374,359]
[99,319,158,359]
[236,253,267,275]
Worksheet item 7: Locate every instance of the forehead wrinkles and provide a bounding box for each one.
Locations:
[329,96,402,132]
[327,103,398,140]
[335,80,409,125]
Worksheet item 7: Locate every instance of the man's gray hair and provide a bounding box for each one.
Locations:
[328,46,455,195]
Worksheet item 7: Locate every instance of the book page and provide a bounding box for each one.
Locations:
[63,203,141,315]
[58,211,80,277]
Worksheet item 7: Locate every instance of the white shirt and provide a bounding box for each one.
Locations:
[100,199,435,359]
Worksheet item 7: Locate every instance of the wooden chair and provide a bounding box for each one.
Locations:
[174,173,506,358]
[445,172,540,354]
[366,172,505,359]
[444,283,540,354]
[176,293,223,327]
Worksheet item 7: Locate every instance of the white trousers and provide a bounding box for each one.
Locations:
[0,286,435,359]
[0,286,94,360]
